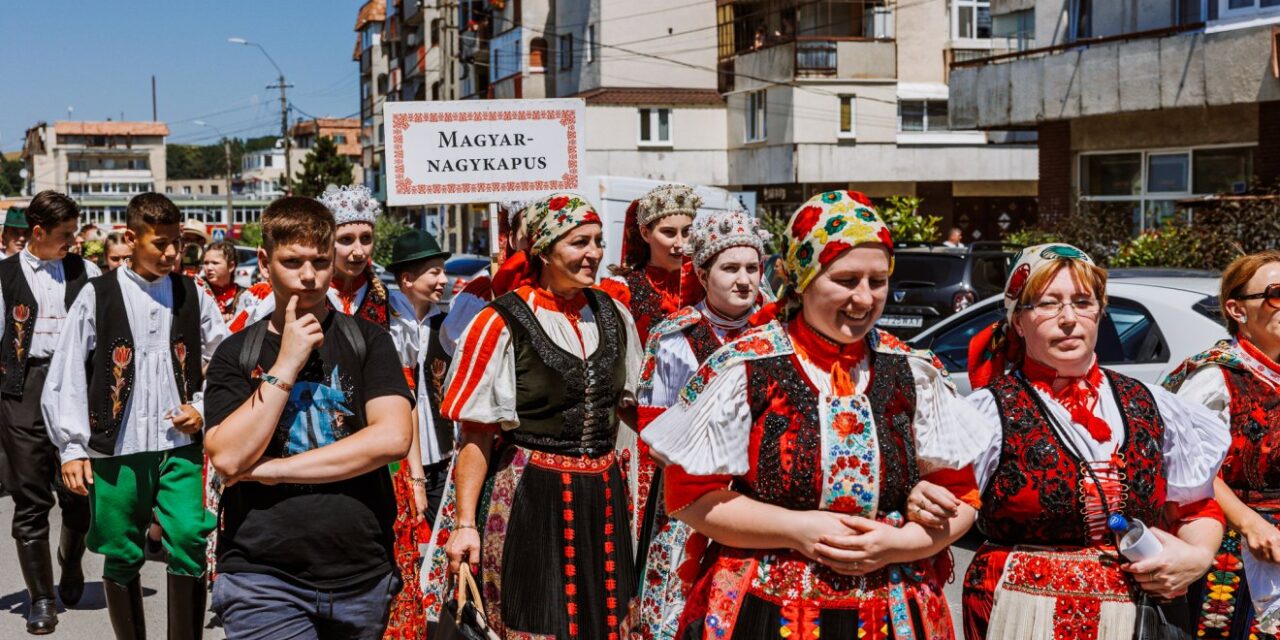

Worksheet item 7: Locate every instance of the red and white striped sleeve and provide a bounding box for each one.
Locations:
[440,305,517,430]
[440,274,493,356]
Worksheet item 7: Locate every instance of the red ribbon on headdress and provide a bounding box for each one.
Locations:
[620,199,649,271]
[678,259,706,307]
[493,249,532,295]
[967,320,1024,389]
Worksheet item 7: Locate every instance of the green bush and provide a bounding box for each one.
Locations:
[1001,227,1059,249]
[374,215,412,266]
[237,222,263,248]
[879,196,941,243]
[1111,224,1203,268]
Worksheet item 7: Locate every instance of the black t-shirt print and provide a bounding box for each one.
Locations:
[203,313,413,590]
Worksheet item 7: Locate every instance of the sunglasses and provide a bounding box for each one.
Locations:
[1234,283,1280,310]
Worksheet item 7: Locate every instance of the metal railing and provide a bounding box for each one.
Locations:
[950,22,1205,69]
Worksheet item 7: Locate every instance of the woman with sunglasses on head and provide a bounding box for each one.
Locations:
[437,193,643,639]
[632,207,769,640]
[907,244,1229,640]
[642,191,992,639]
[1165,250,1280,639]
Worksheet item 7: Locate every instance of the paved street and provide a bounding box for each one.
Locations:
[0,493,222,639]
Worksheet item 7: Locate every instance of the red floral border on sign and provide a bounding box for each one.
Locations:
[392,109,579,195]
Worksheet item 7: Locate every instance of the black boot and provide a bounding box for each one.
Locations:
[56,527,87,606]
[166,574,206,640]
[15,539,58,635]
[103,577,146,640]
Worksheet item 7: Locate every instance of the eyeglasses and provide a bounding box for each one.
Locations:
[1234,283,1280,310]
[1017,297,1101,320]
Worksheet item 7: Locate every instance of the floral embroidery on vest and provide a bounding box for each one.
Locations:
[355,275,391,329]
[109,342,134,424]
[11,303,30,363]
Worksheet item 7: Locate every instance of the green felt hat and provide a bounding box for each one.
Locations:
[4,207,28,230]
[388,229,451,270]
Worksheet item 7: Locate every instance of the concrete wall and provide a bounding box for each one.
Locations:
[896,0,947,84]
[951,26,1280,129]
[837,41,896,79]
[1069,103,1258,152]
[793,141,1039,183]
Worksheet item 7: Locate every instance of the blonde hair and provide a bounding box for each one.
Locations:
[1014,259,1109,311]
[1221,250,1280,336]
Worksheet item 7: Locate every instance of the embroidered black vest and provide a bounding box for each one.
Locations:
[624,269,666,343]
[413,313,456,456]
[744,351,920,513]
[352,274,392,330]
[0,253,89,396]
[1221,367,1280,492]
[488,288,628,458]
[682,318,723,365]
[978,371,1167,546]
[86,273,204,455]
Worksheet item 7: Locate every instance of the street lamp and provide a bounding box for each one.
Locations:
[228,37,293,194]
[193,120,234,231]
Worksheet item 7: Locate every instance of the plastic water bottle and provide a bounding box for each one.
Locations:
[1107,514,1163,562]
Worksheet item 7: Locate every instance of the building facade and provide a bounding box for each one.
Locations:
[21,121,169,200]
[290,117,365,186]
[241,142,287,199]
[951,0,1280,233]
[356,0,392,201]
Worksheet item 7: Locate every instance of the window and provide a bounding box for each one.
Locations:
[69,159,87,172]
[1220,0,1280,19]
[559,34,574,70]
[898,100,949,132]
[211,185,219,195]
[838,95,856,138]
[182,186,192,195]
[264,155,273,168]
[585,25,597,63]
[953,0,991,39]
[639,108,672,145]
[1079,146,1255,233]
[333,134,347,144]
[530,37,548,71]
[993,9,1034,50]
[745,90,767,142]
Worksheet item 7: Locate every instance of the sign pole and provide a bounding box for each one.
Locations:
[488,202,500,265]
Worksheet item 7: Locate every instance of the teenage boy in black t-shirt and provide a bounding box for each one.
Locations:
[203,197,413,640]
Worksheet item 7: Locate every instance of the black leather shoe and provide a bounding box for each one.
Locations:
[57,528,87,606]
[103,577,146,640]
[167,574,207,640]
[15,539,58,635]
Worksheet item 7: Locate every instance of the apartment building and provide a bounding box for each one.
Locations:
[356,0,392,200]
[21,121,168,200]
[951,0,1280,232]
[241,142,287,199]
[291,117,365,186]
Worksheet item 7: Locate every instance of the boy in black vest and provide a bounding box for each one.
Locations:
[203,197,413,639]
[0,190,97,634]
[388,229,454,528]
[43,192,228,639]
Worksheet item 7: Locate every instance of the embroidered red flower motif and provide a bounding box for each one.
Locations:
[734,336,773,355]
[548,195,570,211]
[581,211,601,225]
[791,205,824,238]
[818,240,852,266]
[1005,263,1032,300]
[847,190,873,207]
[832,412,864,439]
[11,304,29,323]
[829,495,861,513]
[876,226,894,249]
[174,341,187,364]
[112,345,133,368]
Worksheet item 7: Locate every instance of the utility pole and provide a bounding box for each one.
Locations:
[268,77,294,194]
[223,137,233,229]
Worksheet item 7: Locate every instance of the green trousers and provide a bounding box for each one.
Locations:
[87,443,215,584]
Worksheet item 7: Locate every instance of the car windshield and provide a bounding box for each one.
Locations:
[892,254,965,287]
[446,257,490,276]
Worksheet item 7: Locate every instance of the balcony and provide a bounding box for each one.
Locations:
[403,0,423,25]
[949,22,1280,129]
[739,38,897,83]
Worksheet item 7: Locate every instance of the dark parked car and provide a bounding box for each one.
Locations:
[878,243,1013,339]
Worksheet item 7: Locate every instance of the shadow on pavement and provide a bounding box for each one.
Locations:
[0,582,158,617]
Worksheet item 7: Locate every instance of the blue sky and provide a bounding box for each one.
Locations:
[0,1,362,153]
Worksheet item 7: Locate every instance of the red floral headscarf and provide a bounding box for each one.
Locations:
[524,192,602,256]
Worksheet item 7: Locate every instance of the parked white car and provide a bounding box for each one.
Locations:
[908,269,1230,396]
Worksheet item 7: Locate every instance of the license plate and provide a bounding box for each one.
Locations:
[879,315,923,328]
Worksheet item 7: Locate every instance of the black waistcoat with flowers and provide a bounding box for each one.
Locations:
[0,252,89,396]
[978,370,1166,546]
[682,318,723,365]
[86,272,203,455]
[743,350,919,514]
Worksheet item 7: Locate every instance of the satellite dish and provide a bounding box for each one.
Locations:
[18,169,29,179]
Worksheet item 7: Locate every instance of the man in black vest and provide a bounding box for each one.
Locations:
[43,193,227,640]
[388,229,454,527]
[0,190,97,634]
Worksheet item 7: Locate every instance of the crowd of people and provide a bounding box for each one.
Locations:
[0,181,1278,640]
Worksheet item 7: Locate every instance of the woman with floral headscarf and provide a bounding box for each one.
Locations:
[640,190,990,639]
[908,243,1229,640]
[437,192,643,639]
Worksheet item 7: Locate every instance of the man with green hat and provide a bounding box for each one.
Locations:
[2,207,30,258]
[387,229,453,532]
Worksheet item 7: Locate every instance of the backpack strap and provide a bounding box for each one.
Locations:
[334,313,366,364]
[239,319,269,379]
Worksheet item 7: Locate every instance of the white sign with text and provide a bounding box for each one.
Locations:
[384,98,586,206]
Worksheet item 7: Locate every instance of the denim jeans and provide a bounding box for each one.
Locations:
[211,570,402,640]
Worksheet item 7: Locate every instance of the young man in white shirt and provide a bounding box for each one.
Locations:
[44,192,228,640]
[0,191,98,634]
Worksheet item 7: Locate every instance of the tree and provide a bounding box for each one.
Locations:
[293,136,355,198]
[0,157,23,196]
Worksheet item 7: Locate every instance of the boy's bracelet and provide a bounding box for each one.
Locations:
[260,374,293,393]
[408,477,428,486]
